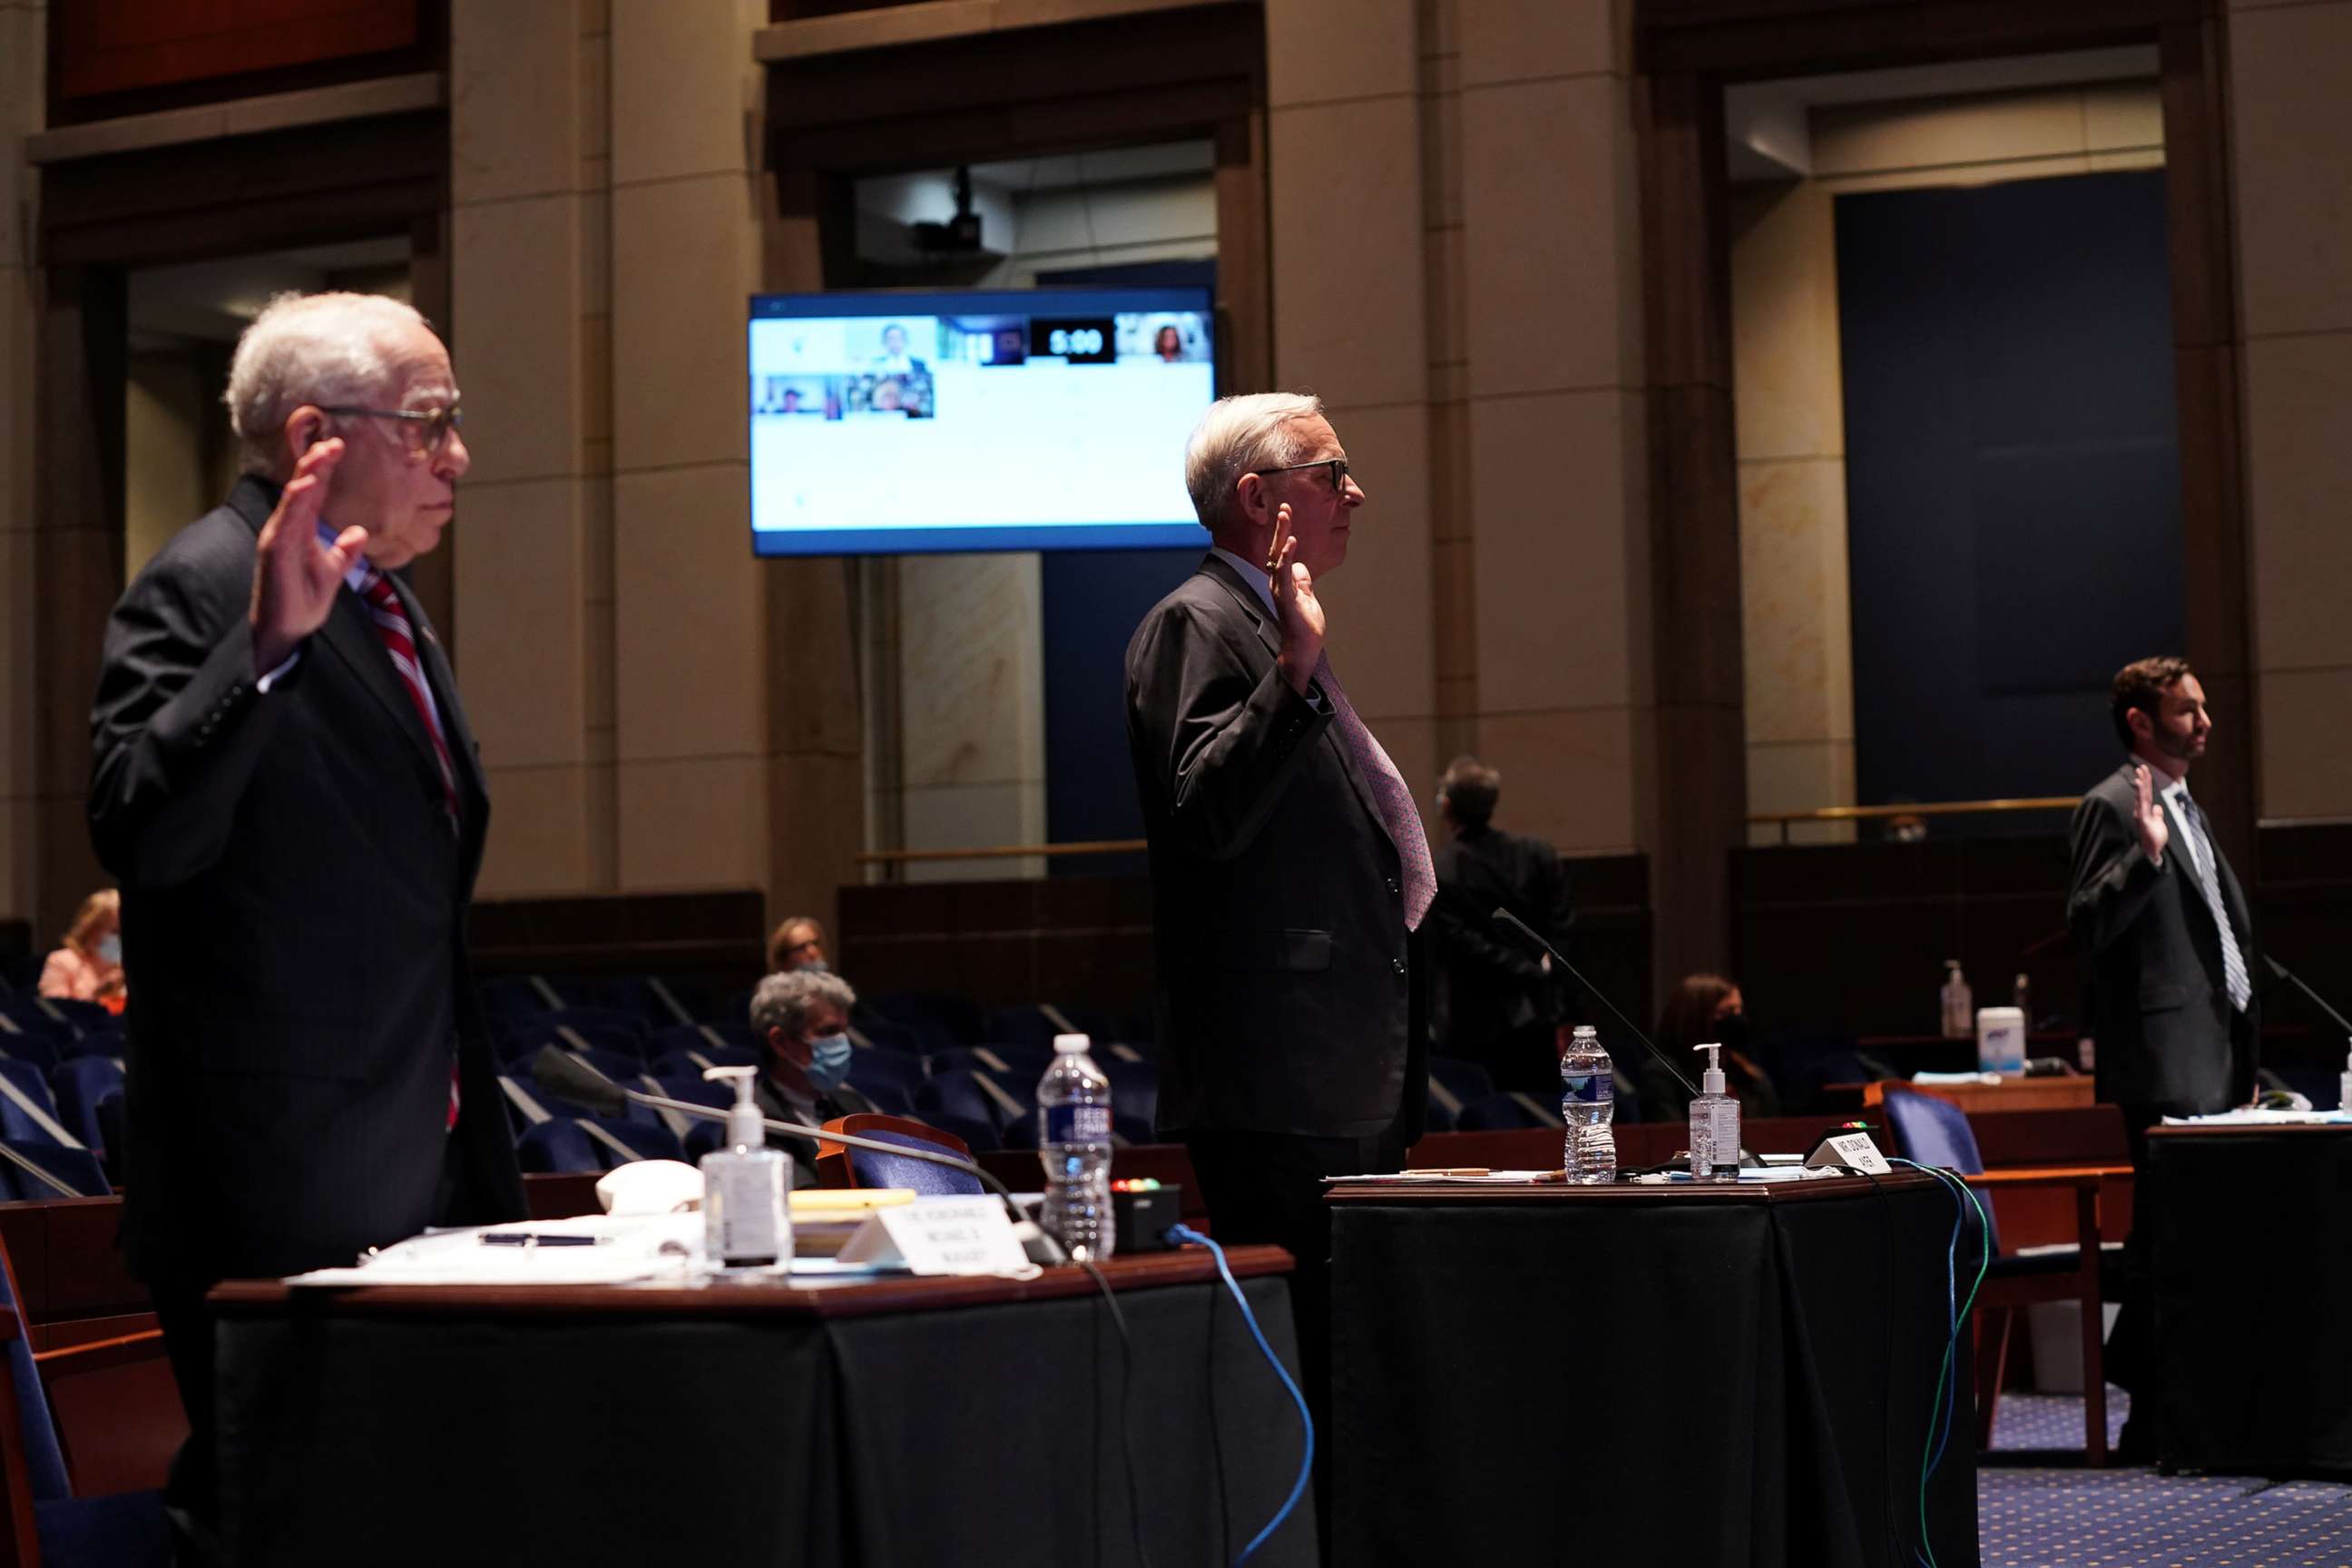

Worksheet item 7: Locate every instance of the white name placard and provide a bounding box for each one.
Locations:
[1804,1132,1893,1175]
[835,1197,1029,1276]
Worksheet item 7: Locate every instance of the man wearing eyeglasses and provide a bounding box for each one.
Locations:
[1124,392,1432,1492]
[86,291,522,1558]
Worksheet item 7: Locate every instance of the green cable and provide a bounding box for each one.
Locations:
[1916,1171,1993,1568]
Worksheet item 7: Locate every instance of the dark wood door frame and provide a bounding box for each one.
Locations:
[1632,0,2256,986]
[758,2,1269,393]
[30,111,453,935]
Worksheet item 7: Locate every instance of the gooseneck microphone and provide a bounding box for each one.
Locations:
[2266,955,2352,1036]
[527,1044,1066,1265]
[1489,906,1700,1099]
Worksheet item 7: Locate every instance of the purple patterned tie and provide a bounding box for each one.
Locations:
[1314,652,1436,930]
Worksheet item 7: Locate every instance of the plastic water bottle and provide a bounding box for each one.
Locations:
[1560,1024,1617,1184]
[1037,1033,1115,1260]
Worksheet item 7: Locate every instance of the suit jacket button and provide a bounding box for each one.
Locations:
[1392,957,1406,976]
[1387,877,1400,894]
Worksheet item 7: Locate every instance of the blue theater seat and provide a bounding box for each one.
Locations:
[0,1236,172,1566]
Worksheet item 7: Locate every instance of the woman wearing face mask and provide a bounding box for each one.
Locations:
[40,889,126,1010]
[746,968,877,1186]
[1639,973,1780,1125]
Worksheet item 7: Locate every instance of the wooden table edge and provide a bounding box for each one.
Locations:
[206,1243,1293,1320]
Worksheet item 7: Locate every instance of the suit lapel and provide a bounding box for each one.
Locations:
[390,574,485,806]
[1196,554,1282,662]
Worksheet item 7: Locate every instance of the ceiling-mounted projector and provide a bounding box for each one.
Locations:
[911,165,984,253]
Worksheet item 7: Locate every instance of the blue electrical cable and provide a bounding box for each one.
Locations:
[1886,1158,1991,1568]
[1168,1224,1314,1565]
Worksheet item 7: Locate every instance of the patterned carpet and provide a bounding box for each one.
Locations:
[1977,1388,2352,1565]
[1981,1469,2352,1566]
[1990,1387,2132,1452]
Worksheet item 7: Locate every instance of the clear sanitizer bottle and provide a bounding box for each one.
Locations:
[1686,1044,1741,1182]
[700,1065,791,1271]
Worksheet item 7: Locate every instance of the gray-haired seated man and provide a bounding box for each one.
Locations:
[746,969,881,1185]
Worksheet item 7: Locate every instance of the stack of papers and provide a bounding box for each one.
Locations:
[2161,1107,2352,1128]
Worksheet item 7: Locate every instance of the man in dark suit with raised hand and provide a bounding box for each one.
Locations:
[88,291,524,1553]
[1124,391,1434,1459]
[2069,655,2258,1131]
[2067,653,2258,1456]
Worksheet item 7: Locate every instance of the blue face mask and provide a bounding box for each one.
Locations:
[806,1033,854,1093]
[95,935,122,966]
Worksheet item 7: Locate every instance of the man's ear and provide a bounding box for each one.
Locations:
[282,406,327,467]
[2124,704,2154,742]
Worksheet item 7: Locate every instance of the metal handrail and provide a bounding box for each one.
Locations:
[855,838,1147,867]
[856,795,2087,862]
[1746,796,2081,845]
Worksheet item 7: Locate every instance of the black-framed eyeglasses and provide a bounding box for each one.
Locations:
[1248,457,1352,494]
[319,403,465,456]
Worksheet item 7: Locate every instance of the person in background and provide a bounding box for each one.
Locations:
[1640,974,1779,1123]
[767,915,828,974]
[40,888,126,1007]
[1154,324,1185,362]
[748,969,878,1184]
[2068,654,2258,1460]
[1423,755,1576,1093]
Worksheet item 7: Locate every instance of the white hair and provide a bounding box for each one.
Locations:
[1182,392,1325,537]
[223,291,434,475]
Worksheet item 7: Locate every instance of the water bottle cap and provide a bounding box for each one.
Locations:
[1053,1033,1091,1054]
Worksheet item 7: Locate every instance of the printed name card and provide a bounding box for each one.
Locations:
[836,1198,1028,1276]
[1804,1132,1893,1175]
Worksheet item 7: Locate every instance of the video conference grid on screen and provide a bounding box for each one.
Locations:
[749,289,1216,556]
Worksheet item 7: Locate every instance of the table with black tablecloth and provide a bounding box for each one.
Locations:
[1328,1171,1976,1568]
[2148,1122,2352,1475]
[209,1248,1311,1567]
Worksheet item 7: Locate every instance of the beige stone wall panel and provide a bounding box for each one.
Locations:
[1460,74,1638,398]
[452,0,582,205]
[2229,4,2352,339]
[612,462,761,762]
[2243,331,2352,675]
[1269,96,1426,406]
[612,175,756,473]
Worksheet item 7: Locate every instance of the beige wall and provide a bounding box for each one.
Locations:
[2230,0,2352,823]
[1423,0,1654,856]
[0,0,41,930]
[1729,81,2164,842]
[449,0,616,897]
[123,352,211,584]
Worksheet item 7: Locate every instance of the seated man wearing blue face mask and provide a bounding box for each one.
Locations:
[746,968,877,1185]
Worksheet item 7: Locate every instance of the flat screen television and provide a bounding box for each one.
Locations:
[748,287,1216,556]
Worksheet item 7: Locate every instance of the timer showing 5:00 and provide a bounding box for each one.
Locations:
[1029,316,1117,365]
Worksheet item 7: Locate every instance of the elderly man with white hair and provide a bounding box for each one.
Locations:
[1122,392,1433,1475]
[87,291,521,1555]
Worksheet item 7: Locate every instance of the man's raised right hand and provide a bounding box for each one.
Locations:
[249,438,368,672]
[1268,505,1326,694]
[2132,762,2170,867]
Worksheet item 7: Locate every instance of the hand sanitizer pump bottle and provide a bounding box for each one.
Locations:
[1687,1044,1742,1182]
[700,1065,791,1270]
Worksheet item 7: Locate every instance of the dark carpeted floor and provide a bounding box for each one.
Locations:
[1977,1387,2352,1565]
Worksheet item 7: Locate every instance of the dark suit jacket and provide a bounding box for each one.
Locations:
[2067,759,2257,1118]
[1124,554,1422,1140]
[89,475,524,1284]
[1426,824,1575,1058]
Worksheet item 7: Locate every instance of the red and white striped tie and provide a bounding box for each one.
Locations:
[360,571,460,834]
[360,570,465,1130]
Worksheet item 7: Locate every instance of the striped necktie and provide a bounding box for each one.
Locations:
[2174,790,2251,1014]
[360,571,460,834]
[1312,652,1436,930]
[361,569,466,1131]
